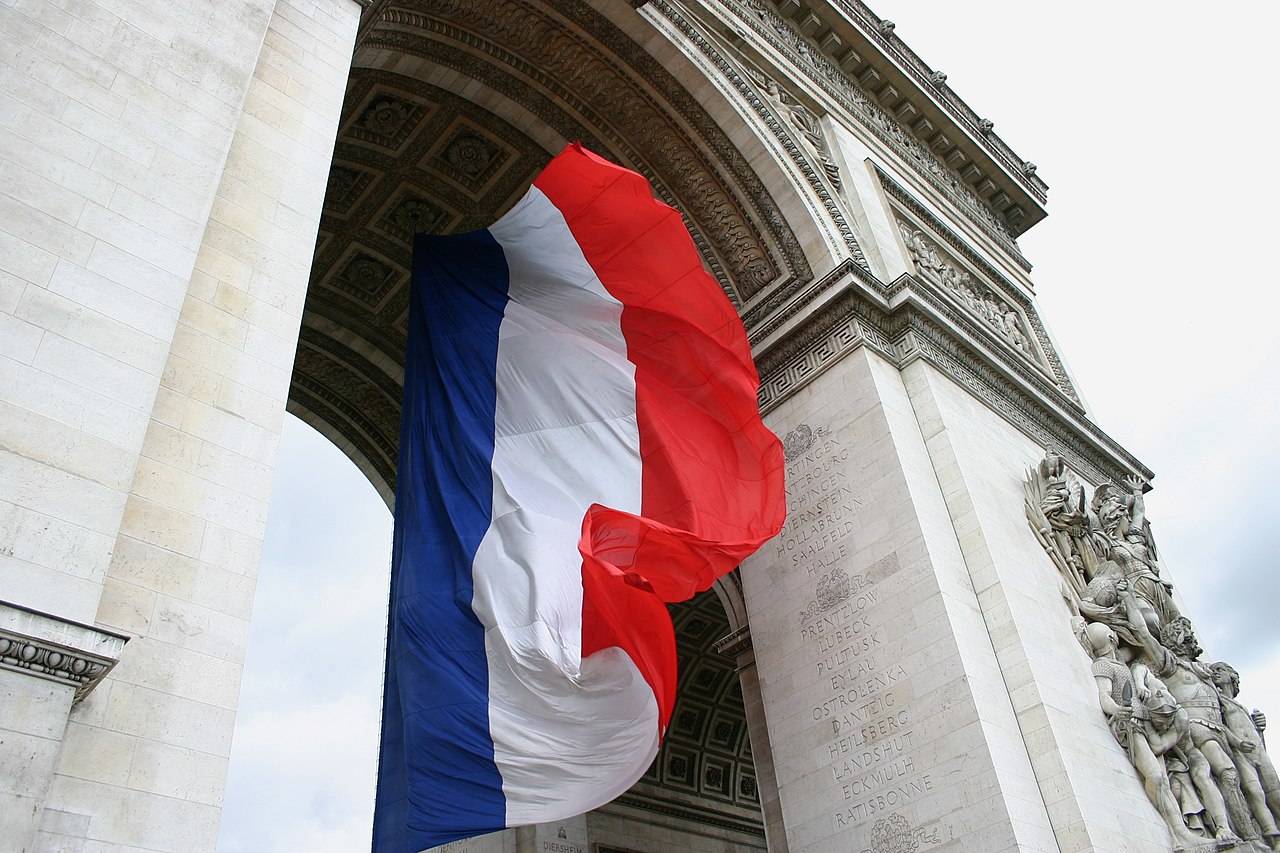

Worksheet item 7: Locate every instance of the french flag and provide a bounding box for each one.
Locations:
[373,144,785,851]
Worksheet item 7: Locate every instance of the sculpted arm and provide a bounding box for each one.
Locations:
[1123,475,1148,529]
[1094,674,1126,719]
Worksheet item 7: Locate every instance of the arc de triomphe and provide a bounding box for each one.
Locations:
[1,2,1264,852]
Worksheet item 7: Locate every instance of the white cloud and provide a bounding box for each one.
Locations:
[218,417,391,853]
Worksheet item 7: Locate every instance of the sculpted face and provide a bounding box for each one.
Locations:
[1149,705,1177,730]
[1210,663,1240,697]
[1180,629,1203,660]
[1084,622,1117,656]
[1092,484,1125,525]
[1160,617,1202,660]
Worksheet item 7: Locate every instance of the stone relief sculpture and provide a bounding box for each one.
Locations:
[1027,450,1280,851]
[747,67,844,192]
[898,223,1037,360]
[1212,663,1280,841]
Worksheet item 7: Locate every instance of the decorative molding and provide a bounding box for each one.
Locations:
[894,272,1082,413]
[899,313,1142,485]
[649,1,867,269]
[743,257,880,343]
[876,164,1031,272]
[754,283,1150,487]
[897,224,1042,363]
[713,626,752,658]
[877,166,1079,403]
[827,0,1048,202]
[0,601,128,703]
[607,793,767,838]
[719,0,1032,249]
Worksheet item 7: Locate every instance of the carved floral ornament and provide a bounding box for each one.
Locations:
[868,812,941,853]
[1025,451,1280,850]
[0,628,122,703]
[898,222,1037,361]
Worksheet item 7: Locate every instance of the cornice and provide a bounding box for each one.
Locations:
[876,162,1029,272]
[753,277,1151,487]
[0,601,128,703]
[745,257,874,349]
[826,0,1048,202]
[606,792,767,838]
[892,271,1082,413]
[875,166,1082,405]
[713,625,753,658]
[707,0,1041,246]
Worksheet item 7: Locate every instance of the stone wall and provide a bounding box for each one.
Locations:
[1,0,362,848]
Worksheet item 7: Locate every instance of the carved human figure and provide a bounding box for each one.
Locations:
[981,295,1002,324]
[1091,479,1179,631]
[1001,307,1033,354]
[759,78,841,189]
[900,227,944,279]
[1081,622,1206,848]
[1211,662,1280,848]
[1036,451,1093,578]
[1078,576,1145,650]
[1139,686,1237,846]
[1139,616,1258,842]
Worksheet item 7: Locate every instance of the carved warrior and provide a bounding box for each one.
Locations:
[1212,662,1280,841]
[898,223,1036,359]
[1027,450,1280,850]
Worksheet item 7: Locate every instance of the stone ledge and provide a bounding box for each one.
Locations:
[0,600,129,703]
[714,626,753,659]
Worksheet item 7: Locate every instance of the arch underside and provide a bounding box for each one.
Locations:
[614,590,765,844]
[287,0,812,504]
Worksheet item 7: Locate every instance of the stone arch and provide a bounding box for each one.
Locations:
[287,0,852,501]
[592,588,767,849]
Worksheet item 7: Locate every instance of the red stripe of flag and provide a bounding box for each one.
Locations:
[534,144,786,731]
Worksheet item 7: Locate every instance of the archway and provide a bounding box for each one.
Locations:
[285,0,826,506]
[591,589,767,850]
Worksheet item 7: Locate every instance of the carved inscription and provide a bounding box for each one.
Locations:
[438,841,474,852]
[781,424,933,831]
[777,425,858,576]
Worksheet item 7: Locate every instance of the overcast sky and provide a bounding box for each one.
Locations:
[217,2,1280,849]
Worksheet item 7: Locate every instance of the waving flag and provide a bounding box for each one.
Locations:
[374,144,785,851]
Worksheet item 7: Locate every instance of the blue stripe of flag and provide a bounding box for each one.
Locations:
[374,231,510,851]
